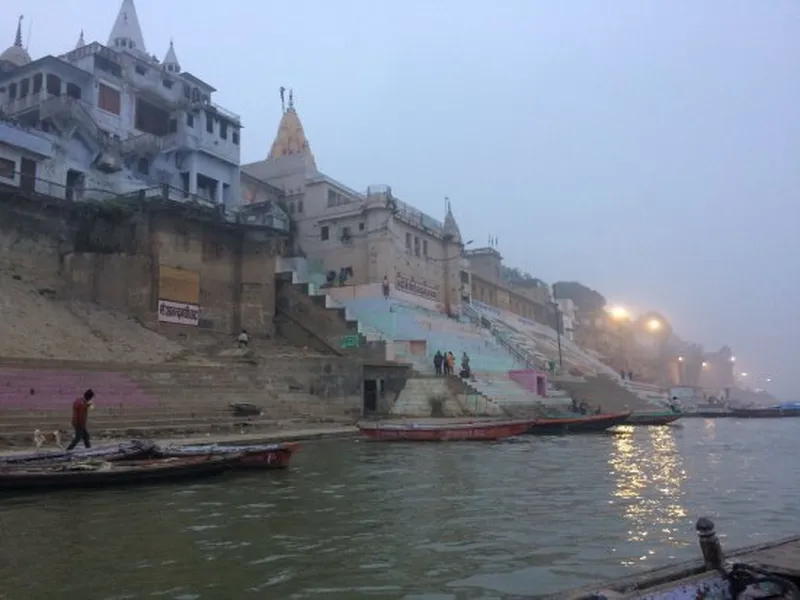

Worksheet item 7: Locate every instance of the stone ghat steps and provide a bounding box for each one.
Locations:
[552,376,646,413]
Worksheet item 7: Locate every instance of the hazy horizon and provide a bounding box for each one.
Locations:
[3,0,798,398]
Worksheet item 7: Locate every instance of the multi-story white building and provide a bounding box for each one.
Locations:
[0,0,241,207]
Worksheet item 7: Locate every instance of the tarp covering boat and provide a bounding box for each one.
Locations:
[0,456,229,491]
[153,442,299,469]
[0,439,155,466]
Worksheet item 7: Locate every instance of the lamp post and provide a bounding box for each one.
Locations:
[552,287,563,371]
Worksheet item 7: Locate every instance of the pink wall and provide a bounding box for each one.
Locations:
[0,369,156,410]
[509,369,548,397]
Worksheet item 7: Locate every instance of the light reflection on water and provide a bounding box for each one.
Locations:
[609,426,689,565]
[1,419,799,599]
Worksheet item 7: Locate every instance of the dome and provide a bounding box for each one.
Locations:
[0,44,30,67]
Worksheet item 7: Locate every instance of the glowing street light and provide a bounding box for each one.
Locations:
[767,378,773,383]
[609,306,630,321]
[730,356,736,363]
[646,318,662,332]
[702,361,709,368]
[740,372,749,377]
[677,356,684,362]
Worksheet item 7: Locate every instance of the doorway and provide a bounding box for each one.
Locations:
[363,379,378,414]
[65,169,84,202]
[19,157,36,195]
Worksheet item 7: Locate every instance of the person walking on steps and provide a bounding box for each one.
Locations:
[67,389,94,450]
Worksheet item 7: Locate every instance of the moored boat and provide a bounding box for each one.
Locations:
[0,439,156,466]
[153,442,299,469]
[0,456,229,491]
[626,410,682,426]
[731,405,800,419]
[525,412,632,435]
[357,420,532,441]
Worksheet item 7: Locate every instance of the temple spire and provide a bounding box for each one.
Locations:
[163,39,180,72]
[14,15,23,47]
[76,29,86,49]
[268,93,317,171]
[107,0,146,53]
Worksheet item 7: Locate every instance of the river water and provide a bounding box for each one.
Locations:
[2,419,799,599]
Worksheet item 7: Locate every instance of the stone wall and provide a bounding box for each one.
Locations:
[0,189,284,337]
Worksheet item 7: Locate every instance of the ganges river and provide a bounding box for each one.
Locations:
[2,418,800,599]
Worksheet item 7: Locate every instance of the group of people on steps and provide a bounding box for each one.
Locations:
[433,351,471,379]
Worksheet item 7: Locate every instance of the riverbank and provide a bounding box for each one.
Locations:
[0,424,358,457]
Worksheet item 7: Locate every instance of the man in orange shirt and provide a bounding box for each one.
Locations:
[66,389,94,450]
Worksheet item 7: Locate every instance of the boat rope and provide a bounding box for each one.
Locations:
[727,563,800,599]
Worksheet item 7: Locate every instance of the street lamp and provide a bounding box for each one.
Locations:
[702,361,709,368]
[740,372,748,378]
[678,356,684,362]
[608,306,630,321]
[730,356,736,363]
[646,318,662,332]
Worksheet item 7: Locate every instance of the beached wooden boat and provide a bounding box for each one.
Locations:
[525,412,632,435]
[626,410,682,426]
[0,439,156,466]
[557,518,800,599]
[357,420,532,441]
[153,442,299,469]
[0,456,229,491]
[731,406,800,419]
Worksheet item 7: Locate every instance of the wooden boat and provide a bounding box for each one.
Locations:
[731,406,800,419]
[153,442,299,469]
[525,411,632,435]
[0,456,229,491]
[0,439,156,466]
[357,420,532,441]
[556,518,800,599]
[626,410,682,426]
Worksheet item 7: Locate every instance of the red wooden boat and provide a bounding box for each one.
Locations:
[525,411,632,435]
[357,420,532,441]
[153,442,299,470]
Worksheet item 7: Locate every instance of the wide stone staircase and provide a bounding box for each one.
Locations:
[389,376,504,418]
[0,355,361,446]
[551,374,651,414]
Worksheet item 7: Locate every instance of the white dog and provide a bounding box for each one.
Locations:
[33,429,63,450]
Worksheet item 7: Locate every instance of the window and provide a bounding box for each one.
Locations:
[134,97,169,135]
[186,113,194,127]
[297,200,303,213]
[66,83,81,100]
[205,111,214,133]
[0,158,15,179]
[183,84,191,99]
[45,74,61,96]
[219,121,228,140]
[32,74,42,94]
[358,222,365,231]
[98,83,121,115]
[320,226,329,241]
[341,226,352,242]
[137,158,149,175]
[423,239,428,257]
[232,130,239,145]
[19,78,29,98]
[162,79,173,89]
[8,83,16,100]
[168,118,178,133]
[414,236,420,257]
[135,65,147,76]
[405,232,412,250]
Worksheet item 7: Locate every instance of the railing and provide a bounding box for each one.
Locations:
[211,102,241,123]
[119,132,163,156]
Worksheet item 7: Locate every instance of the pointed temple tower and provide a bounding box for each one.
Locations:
[0,16,31,69]
[107,0,147,53]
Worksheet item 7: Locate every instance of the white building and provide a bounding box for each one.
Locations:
[0,0,241,207]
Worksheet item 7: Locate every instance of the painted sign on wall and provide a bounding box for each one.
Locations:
[159,265,200,304]
[158,266,200,326]
[158,299,200,326]
[396,274,438,301]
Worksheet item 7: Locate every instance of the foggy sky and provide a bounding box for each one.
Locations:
[3,1,798,398]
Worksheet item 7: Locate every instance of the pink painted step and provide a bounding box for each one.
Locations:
[0,369,156,409]
[508,369,549,397]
